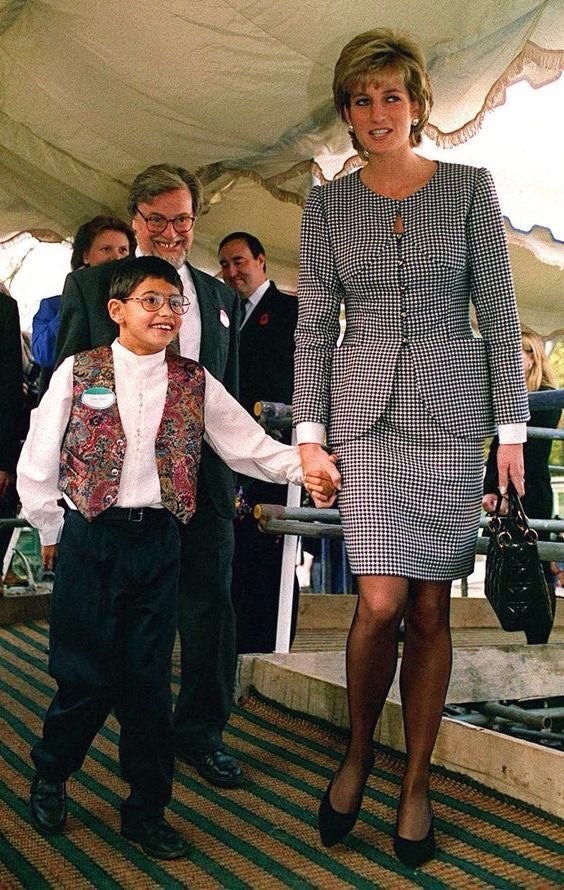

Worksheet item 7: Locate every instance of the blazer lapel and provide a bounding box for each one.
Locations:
[246,284,274,336]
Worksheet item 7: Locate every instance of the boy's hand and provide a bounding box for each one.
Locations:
[299,444,342,508]
[41,544,58,572]
[305,470,337,501]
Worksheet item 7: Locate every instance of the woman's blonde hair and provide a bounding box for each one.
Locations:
[521,327,556,392]
[333,28,433,151]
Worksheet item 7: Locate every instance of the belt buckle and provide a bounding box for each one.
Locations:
[128,507,144,522]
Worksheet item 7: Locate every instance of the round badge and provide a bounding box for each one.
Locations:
[81,386,116,409]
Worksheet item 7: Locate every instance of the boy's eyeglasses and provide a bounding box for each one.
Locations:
[134,206,195,234]
[122,291,191,315]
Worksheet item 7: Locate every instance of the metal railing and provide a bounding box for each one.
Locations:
[255,390,564,650]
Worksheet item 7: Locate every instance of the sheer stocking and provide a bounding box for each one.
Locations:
[397,580,452,839]
[328,575,408,814]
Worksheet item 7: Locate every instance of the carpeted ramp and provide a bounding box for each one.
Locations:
[0,620,562,889]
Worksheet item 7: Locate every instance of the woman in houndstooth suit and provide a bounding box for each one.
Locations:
[292,29,529,866]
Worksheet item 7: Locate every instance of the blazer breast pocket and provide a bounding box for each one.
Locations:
[336,238,392,292]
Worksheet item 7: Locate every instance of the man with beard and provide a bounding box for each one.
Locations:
[56,164,244,789]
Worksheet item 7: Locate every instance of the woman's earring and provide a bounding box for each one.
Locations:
[411,118,420,127]
[347,125,355,136]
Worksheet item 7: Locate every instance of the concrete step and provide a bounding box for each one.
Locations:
[237,597,564,819]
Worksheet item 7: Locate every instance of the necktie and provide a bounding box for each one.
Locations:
[239,299,252,330]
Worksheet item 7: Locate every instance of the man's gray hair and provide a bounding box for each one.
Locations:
[127,164,204,218]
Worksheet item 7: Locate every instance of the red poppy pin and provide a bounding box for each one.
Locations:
[258,312,270,326]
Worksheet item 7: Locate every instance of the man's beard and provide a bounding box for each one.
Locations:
[147,243,188,270]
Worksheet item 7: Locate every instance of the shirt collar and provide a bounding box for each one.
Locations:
[245,279,270,312]
[111,338,167,371]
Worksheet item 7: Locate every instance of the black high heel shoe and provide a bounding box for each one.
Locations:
[317,754,375,847]
[393,817,436,868]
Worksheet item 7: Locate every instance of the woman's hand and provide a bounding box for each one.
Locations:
[496,443,525,497]
[481,493,499,514]
[299,443,341,508]
[41,544,57,573]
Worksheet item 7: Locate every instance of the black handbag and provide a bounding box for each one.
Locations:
[484,483,555,644]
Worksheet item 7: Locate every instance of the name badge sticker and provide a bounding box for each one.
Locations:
[219,308,230,328]
[81,386,116,410]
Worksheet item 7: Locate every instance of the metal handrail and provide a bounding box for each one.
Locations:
[255,505,564,561]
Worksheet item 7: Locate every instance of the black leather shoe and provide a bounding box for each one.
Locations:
[30,774,67,834]
[318,780,361,847]
[121,816,190,860]
[318,753,375,847]
[393,817,436,868]
[177,749,245,788]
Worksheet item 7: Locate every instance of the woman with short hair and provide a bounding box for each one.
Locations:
[293,28,529,866]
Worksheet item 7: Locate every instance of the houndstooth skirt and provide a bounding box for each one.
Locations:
[336,349,484,580]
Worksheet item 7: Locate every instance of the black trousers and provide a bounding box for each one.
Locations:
[32,508,180,825]
[173,504,236,753]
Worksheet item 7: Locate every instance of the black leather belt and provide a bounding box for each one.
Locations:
[103,507,167,523]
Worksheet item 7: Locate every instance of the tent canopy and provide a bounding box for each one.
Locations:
[0,0,562,332]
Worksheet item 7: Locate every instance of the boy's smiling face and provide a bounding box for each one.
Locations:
[108,276,184,355]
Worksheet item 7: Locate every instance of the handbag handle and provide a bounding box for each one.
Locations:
[491,482,538,545]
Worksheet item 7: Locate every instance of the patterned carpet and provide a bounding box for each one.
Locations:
[0,620,562,889]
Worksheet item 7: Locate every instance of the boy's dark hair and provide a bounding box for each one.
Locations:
[109,256,183,301]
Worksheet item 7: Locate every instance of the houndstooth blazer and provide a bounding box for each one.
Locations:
[292,163,530,446]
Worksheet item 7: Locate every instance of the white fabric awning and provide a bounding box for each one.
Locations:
[0,0,562,332]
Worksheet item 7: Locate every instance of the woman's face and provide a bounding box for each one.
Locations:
[344,67,419,157]
[83,229,131,266]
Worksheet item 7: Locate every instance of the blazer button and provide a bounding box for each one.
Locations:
[111,468,119,476]
[401,337,409,346]
[104,494,113,503]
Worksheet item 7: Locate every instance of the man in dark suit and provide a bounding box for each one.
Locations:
[0,284,24,586]
[56,165,244,789]
[218,232,298,652]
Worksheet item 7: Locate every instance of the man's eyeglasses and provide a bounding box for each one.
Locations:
[135,205,196,234]
[122,291,191,315]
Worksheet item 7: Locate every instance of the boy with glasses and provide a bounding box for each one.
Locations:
[57,164,245,790]
[18,256,336,859]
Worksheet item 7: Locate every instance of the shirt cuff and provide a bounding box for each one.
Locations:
[38,522,64,547]
[497,422,527,444]
[295,422,326,445]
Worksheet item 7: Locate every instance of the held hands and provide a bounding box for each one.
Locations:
[41,544,57,573]
[299,443,342,508]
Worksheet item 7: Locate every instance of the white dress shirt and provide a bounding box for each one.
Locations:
[177,264,201,360]
[239,279,271,330]
[17,339,302,545]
